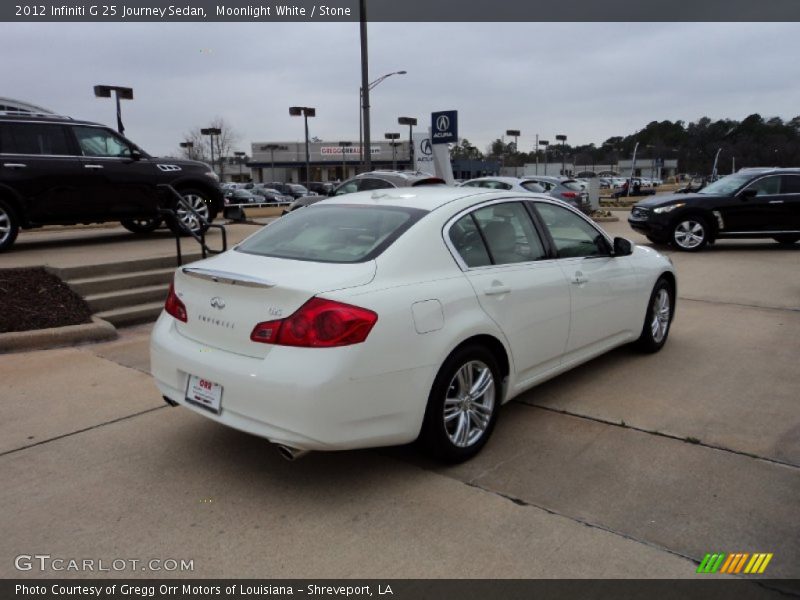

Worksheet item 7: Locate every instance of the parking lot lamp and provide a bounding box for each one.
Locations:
[179,141,194,160]
[539,140,550,175]
[260,144,285,182]
[398,117,417,170]
[200,127,222,176]
[385,133,400,170]
[289,106,316,187]
[627,141,640,197]
[234,151,246,181]
[338,141,352,180]
[506,130,520,177]
[360,70,407,170]
[556,134,567,176]
[93,85,133,134]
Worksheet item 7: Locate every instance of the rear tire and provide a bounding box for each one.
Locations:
[773,235,799,246]
[636,277,674,353]
[121,217,162,234]
[0,199,20,252]
[420,345,501,463]
[166,188,214,236]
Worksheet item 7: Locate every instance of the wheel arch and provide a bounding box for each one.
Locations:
[0,184,27,227]
[670,208,717,239]
[445,333,511,401]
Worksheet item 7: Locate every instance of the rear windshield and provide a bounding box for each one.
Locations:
[236,204,427,263]
[561,180,583,191]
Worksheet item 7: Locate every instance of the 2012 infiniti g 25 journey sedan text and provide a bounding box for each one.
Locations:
[151,187,676,462]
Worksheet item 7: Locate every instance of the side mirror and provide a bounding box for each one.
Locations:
[130,149,143,161]
[613,237,633,256]
[739,188,757,200]
[327,188,336,196]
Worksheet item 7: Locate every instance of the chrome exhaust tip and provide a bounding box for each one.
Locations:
[276,444,310,461]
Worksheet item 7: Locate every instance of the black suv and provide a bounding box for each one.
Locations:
[0,112,223,252]
[628,168,800,251]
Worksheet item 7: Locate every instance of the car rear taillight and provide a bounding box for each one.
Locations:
[165,282,187,322]
[250,297,377,347]
[560,191,579,199]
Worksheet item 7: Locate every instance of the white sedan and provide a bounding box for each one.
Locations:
[151,187,676,462]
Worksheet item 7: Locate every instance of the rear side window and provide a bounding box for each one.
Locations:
[358,178,394,191]
[520,181,545,193]
[781,175,800,193]
[449,214,491,268]
[236,204,426,263]
[472,202,547,264]
[562,180,584,191]
[0,122,72,155]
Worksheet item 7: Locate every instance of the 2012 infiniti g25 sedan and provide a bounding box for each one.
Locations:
[151,187,676,462]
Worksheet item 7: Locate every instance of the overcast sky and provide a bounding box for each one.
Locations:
[3,22,799,156]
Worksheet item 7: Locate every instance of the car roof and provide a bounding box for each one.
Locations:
[312,185,554,212]
[0,112,106,128]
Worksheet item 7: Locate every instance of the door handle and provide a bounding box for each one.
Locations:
[571,272,589,285]
[3,163,27,168]
[768,200,784,204]
[484,284,511,296]
[84,164,104,169]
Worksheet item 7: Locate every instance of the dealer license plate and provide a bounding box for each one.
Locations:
[185,375,223,414]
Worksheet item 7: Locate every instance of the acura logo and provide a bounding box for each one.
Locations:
[210,297,225,309]
[420,139,432,155]
[436,115,450,132]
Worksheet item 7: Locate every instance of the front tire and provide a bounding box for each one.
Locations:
[167,188,214,236]
[0,199,20,252]
[671,216,709,251]
[635,277,674,353]
[420,345,501,462]
[121,217,162,234]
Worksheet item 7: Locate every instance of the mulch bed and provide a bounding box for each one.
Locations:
[0,268,92,333]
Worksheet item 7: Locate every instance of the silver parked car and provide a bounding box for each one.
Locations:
[460,176,589,213]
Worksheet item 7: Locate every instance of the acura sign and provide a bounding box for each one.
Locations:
[431,110,457,144]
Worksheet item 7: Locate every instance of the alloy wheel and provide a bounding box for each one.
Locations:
[177,194,210,232]
[443,360,495,448]
[0,206,10,244]
[650,288,671,343]
[673,220,705,250]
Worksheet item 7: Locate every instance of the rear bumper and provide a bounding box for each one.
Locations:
[149,313,435,451]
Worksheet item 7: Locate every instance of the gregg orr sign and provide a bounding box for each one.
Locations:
[431,110,457,144]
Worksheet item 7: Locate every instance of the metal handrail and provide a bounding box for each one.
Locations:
[157,184,227,266]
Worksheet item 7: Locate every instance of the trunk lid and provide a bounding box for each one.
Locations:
[172,250,376,357]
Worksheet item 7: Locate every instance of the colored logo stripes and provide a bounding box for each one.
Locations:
[697,553,773,574]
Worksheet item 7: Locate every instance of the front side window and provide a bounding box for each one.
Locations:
[469,202,546,265]
[743,175,781,196]
[236,204,426,263]
[534,202,609,258]
[73,126,132,158]
[0,122,71,155]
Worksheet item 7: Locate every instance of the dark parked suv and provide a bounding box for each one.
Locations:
[0,112,223,252]
[628,168,800,251]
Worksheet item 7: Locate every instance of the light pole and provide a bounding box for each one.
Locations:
[93,85,133,134]
[556,134,567,176]
[234,151,246,182]
[201,127,222,176]
[179,141,194,160]
[398,116,417,171]
[260,144,285,182]
[384,133,400,170]
[338,141,352,180]
[506,130,520,177]
[539,140,550,175]
[711,147,722,180]
[289,106,315,187]
[627,141,640,197]
[359,70,407,170]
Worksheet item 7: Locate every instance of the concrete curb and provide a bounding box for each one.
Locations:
[592,216,620,223]
[0,317,118,354]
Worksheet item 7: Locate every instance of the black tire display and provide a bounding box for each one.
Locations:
[0,198,20,253]
[420,344,502,462]
[120,218,162,234]
[635,277,675,353]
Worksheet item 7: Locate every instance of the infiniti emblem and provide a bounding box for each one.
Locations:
[210,297,225,310]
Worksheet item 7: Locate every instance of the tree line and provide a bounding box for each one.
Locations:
[451,114,800,174]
